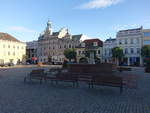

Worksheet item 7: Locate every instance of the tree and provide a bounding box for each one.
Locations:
[141,45,150,72]
[64,48,76,62]
[112,47,124,65]
[141,45,150,58]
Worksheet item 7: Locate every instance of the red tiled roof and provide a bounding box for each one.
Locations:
[83,39,103,47]
[0,32,20,42]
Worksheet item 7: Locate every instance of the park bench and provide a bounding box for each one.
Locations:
[24,69,46,84]
[67,63,124,93]
[117,66,132,72]
[44,68,78,87]
[91,75,123,93]
[44,63,124,92]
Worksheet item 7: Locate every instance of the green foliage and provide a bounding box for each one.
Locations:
[141,45,150,58]
[145,59,150,73]
[112,47,124,59]
[64,48,76,62]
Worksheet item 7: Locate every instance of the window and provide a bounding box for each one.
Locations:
[137,38,139,44]
[130,39,133,44]
[131,48,134,54]
[93,42,98,46]
[13,52,15,56]
[81,43,85,47]
[105,49,107,56]
[109,49,111,55]
[125,39,128,44]
[69,45,71,48]
[137,48,140,54]
[82,51,85,54]
[13,46,15,49]
[3,45,5,48]
[79,51,81,55]
[8,52,10,55]
[125,48,128,54]
[119,39,122,44]
[98,50,100,54]
[144,40,150,45]
[144,32,150,37]
[17,46,19,49]
[8,45,10,48]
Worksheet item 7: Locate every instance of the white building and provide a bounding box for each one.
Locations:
[103,38,117,63]
[116,27,143,66]
[0,32,26,65]
[37,21,89,63]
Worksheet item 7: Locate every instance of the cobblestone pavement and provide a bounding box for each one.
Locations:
[0,66,150,113]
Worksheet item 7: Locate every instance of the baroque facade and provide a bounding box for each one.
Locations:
[37,21,88,63]
[0,32,26,65]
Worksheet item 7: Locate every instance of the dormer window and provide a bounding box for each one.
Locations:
[81,43,85,47]
[93,42,98,46]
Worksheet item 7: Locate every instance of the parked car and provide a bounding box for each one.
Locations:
[8,63,15,66]
[3,62,14,67]
[0,64,5,67]
[52,61,63,65]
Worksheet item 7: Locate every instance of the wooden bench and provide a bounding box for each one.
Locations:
[118,66,132,72]
[91,75,123,93]
[45,68,79,87]
[24,69,46,84]
[67,64,123,92]
[44,63,124,93]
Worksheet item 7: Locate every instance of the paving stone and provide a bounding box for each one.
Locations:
[0,66,149,113]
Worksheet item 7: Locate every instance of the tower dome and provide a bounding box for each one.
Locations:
[45,20,53,35]
[47,20,52,27]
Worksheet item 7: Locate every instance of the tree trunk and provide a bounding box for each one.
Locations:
[116,58,119,66]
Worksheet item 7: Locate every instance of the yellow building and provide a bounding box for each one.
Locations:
[142,29,150,45]
[0,32,26,65]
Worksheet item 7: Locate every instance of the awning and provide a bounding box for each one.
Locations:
[32,57,38,61]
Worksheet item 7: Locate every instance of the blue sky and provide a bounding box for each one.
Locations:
[0,0,150,42]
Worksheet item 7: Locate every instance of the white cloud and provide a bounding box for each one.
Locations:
[79,0,124,9]
[8,26,35,33]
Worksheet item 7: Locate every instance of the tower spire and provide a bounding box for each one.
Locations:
[47,20,52,28]
[44,20,52,35]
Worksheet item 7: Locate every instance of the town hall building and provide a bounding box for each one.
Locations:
[37,21,89,63]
